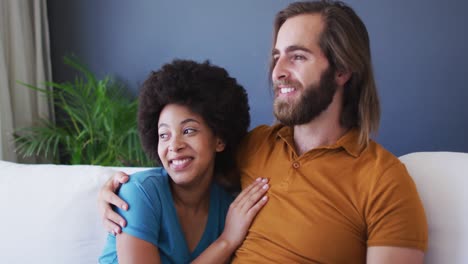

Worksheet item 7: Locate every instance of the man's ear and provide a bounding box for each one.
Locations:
[215,138,226,152]
[335,70,352,87]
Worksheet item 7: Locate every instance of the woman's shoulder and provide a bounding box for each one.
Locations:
[119,167,169,198]
[127,167,167,184]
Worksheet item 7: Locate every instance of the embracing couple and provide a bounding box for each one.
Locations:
[97,1,428,263]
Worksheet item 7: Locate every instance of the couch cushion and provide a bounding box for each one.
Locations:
[0,160,146,264]
[399,152,468,264]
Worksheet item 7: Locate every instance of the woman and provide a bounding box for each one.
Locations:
[99,60,268,263]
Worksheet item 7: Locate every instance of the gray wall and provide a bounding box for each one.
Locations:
[47,0,468,156]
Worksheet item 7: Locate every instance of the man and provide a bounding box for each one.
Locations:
[98,1,427,263]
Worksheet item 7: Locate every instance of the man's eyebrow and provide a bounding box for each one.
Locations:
[272,49,280,56]
[286,45,312,53]
[272,45,313,56]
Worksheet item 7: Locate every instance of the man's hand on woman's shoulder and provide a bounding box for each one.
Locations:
[97,171,130,234]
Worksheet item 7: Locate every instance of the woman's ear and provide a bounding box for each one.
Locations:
[215,138,226,152]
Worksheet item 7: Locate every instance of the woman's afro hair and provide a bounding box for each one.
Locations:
[138,59,250,189]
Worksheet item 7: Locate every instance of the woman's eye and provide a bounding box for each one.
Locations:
[159,133,168,140]
[183,128,196,135]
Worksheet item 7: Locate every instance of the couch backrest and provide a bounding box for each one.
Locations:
[0,161,147,264]
[1,152,467,263]
[399,152,468,264]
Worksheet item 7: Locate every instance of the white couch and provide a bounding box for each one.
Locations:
[0,152,467,263]
[0,162,147,264]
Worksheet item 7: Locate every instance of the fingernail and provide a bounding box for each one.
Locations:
[114,228,119,234]
[262,178,268,183]
[256,177,261,181]
[262,196,268,200]
[263,184,269,189]
[120,221,125,227]
[122,204,128,210]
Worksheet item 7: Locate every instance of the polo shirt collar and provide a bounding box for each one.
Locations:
[335,128,364,158]
[276,125,364,158]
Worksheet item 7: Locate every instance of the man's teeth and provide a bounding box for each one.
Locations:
[280,87,295,94]
[172,158,191,165]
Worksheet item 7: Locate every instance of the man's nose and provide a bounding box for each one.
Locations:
[272,57,290,81]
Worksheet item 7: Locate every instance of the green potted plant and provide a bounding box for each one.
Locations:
[14,56,154,167]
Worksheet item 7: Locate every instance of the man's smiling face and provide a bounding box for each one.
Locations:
[271,13,338,126]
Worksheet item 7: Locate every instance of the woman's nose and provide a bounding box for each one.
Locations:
[168,136,186,152]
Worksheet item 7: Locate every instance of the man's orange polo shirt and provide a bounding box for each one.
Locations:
[232,124,427,263]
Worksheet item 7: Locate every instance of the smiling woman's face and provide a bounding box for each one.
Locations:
[157,104,225,188]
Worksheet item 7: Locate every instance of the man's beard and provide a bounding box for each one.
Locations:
[273,67,337,126]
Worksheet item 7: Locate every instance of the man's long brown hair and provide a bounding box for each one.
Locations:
[271,0,380,146]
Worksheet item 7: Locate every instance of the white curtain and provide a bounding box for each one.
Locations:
[0,0,52,162]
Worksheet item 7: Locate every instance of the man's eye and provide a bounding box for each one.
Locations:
[293,55,306,60]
